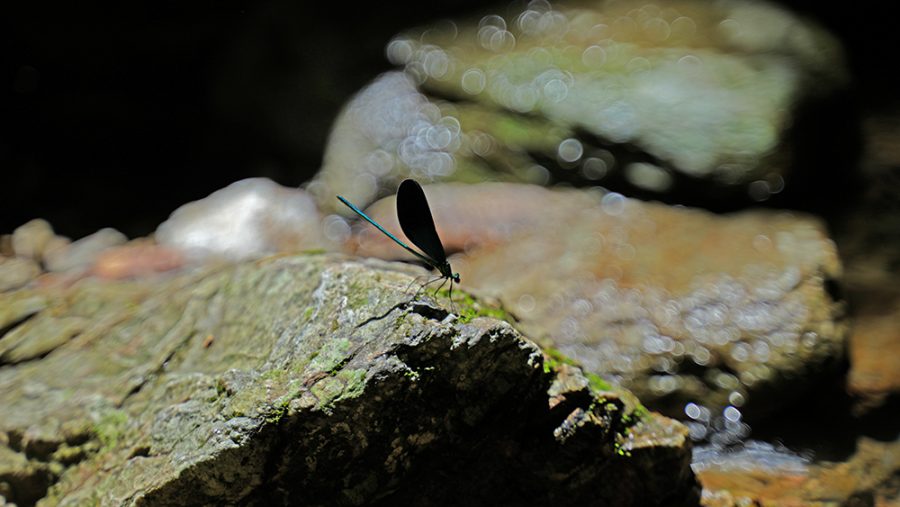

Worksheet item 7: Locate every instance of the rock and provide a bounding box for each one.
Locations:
[11,219,56,262]
[89,241,186,279]
[0,442,55,507]
[845,286,900,414]
[42,228,128,273]
[0,235,12,257]
[833,131,900,414]
[698,436,900,506]
[354,183,847,437]
[346,181,566,261]
[40,236,71,265]
[0,257,41,292]
[0,293,47,334]
[156,178,327,261]
[313,0,853,212]
[0,314,88,365]
[311,69,575,215]
[0,254,697,505]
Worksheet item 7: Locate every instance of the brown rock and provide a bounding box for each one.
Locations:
[354,183,847,428]
[90,242,186,279]
[349,182,570,261]
[831,112,900,414]
[699,437,900,506]
[846,286,900,413]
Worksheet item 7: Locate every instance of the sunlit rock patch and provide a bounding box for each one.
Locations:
[313,0,850,212]
[156,177,328,261]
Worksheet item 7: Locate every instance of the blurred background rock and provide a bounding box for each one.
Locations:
[2,0,485,237]
[2,0,898,238]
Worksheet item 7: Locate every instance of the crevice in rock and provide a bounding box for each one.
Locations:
[0,464,56,507]
[0,330,83,366]
[127,445,150,459]
[405,301,451,322]
[6,429,24,453]
[354,299,450,331]
[0,309,39,343]
[0,431,60,507]
[824,276,844,304]
[353,300,410,329]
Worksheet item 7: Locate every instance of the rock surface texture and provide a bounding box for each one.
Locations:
[0,254,698,506]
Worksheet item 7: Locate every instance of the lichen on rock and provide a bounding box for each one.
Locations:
[0,254,697,506]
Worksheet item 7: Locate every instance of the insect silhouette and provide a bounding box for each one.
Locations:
[338,179,460,303]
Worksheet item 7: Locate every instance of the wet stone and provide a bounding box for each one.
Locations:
[698,436,900,506]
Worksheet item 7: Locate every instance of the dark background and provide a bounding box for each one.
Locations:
[3,1,898,239]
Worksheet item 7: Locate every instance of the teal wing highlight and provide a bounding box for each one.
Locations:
[337,195,437,268]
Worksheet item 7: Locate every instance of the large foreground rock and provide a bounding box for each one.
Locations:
[0,254,697,506]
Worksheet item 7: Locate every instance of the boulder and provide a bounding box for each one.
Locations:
[353,183,847,439]
[313,0,854,213]
[0,254,697,506]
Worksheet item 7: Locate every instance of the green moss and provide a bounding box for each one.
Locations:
[265,397,292,424]
[438,289,513,324]
[303,307,314,321]
[259,368,290,383]
[346,280,371,310]
[336,368,367,400]
[95,409,129,449]
[541,346,579,374]
[306,368,368,411]
[624,403,649,425]
[541,346,648,430]
[585,372,613,392]
[308,376,343,407]
[542,348,615,392]
[308,338,351,374]
[613,440,632,457]
[393,313,407,331]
